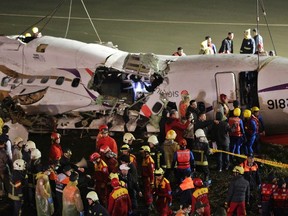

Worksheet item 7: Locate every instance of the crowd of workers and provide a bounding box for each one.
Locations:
[0,91,287,216]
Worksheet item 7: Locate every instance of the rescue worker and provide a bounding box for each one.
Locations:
[163,130,179,180]
[118,163,142,211]
[148,135,166,170]
[191,178,211,216]
[120,144,137,168]
[89,152,109,207]
[12,136,24,162]
[272,178,288,216]
[225,166,250,216]
[8,159,28,216]
[228,108,245,155]
[55,165,72,216]
[251,106,265,153]
[0,125,12,162]
[183,112,195,150]
[99,145,118,173]
[0,138,9,198]
[240,29,256,54]
[215,93,229,121]
[186,100,200,122]
[49,132,63,163]
[243,109,258,155]
[153,168,173,216]
[259,172,278,216]
[86,191,109,216]
[118,154,138,182]
[62,171,84,216]
[177,172,194,207]
[239,153,261,206]
[35,166,54,216]
[59,147,73,170]
[123,132,135,146]
[192,129,211,183]
[23,140,36,165]
[96,125,118,156]
[178,90,190,119]
[172,138,195,185]
[140,145,155,210]
[108,178,132,216]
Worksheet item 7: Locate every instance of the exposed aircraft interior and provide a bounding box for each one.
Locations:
[239,71,259,108]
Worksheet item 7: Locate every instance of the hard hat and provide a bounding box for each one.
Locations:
[110,178,120,187]
[140,145,150,153]
[166,130,177,140]
[32,27,39,34]
[119,164,130,171]
[14,136,24,145]
[25,33,32,37]
[26,140,36,150]
[220,94,227,103]
[180,90,189,95]
[179,139,187,146]
[31,149,41,160]
[13,159,26,171]
[251,106,260,113]
[99,125,108,133]
[243,109,252,118]
[233,108,241,117]
[51,132,61,140]
[123,133,135,143]
[109,172,119,180]
[154,168,164,175]
[193,178,204,187]
[195,129,206,138]
[148,135,158,145]
[120,144,130,151]
[86,191,99,202]
[89,152,101,162]
[232,166,244,175]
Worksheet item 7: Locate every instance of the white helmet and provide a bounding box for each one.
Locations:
[25,140,36,150]
[31,149,41,160]
[13,159,26,171]
[123,133,135,143]
[148,135,158,145]
[86,191,99,202]
[195,129,206,138]
[14,137,24,146]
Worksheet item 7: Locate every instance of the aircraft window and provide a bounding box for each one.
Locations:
[56,77,65,85]
[27,77,36,84]
[40,77,49,84]
[1,77,11,87]
[36,44,48,53]
[13,78,20,84]
[72,78,80,87]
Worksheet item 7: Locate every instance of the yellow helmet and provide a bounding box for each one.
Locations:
[243,109,252,118]
[233,108,241,117]
[251,106,260,113]
[166,130,177,140]
[232,166,244,174]
[32,27,39,34]
[25,33,31,37]
[109,172,119,179]
[154,168,165,175]
[140,145,150,153]
[120,144,130,151]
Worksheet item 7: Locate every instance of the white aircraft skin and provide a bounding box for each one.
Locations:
[0,35,287,138]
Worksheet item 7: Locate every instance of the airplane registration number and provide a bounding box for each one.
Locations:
[267,99,288,109]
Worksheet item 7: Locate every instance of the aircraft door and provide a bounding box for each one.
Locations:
[215,72,237,108]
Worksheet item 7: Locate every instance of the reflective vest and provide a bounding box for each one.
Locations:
[193,187,209,199]
[240,160,258,172]
[261,183,277,202]
[245,116,259,135]
[228,117,242,137]
[272,188,288,207]
[55,173,70,193]
[176,149,190,169]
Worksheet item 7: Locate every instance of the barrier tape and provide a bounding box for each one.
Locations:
[210,148,288,169]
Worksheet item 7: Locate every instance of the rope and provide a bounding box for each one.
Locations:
[64,0,73,38]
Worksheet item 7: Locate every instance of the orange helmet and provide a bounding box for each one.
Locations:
[181,90,189,95]
[179,139,187,146]
[89,152,100,162]
[193,178,203,187]
[99,124,108,132]
[51,132,61,140]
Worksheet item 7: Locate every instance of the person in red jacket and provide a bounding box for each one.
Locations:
[191,178,211,216]
[153,168,173,216]
[272,178,288,216]
[140,145,155,210]
[49,132,63,163]
[108,178,132,216]
[96,125,118,156]
[99,145,118,173]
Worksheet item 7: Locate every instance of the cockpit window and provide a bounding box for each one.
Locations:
[1,76,11,87]
[72,78,80,87]
[56,77,65,85]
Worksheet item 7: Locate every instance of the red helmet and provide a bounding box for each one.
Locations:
[180,90,189,95]
[179,139,187,146]
[110,178,120,188]
[193,178,204,187]
[220,94,227,103]
[51,132,61,140]
[99,124,108,132]
[89,152,101,162]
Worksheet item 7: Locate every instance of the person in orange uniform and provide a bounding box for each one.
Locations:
[140,145,155,210]
[96,125,118,156]
[272,178,287,216]
[120,144,137,168]
[49,132,63,163]
[191,178,210,216]
[178,90,190,119]
[153,168,173,216]
[89,152,109,207]
[62,171,84,216]
[108,178,132,216]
